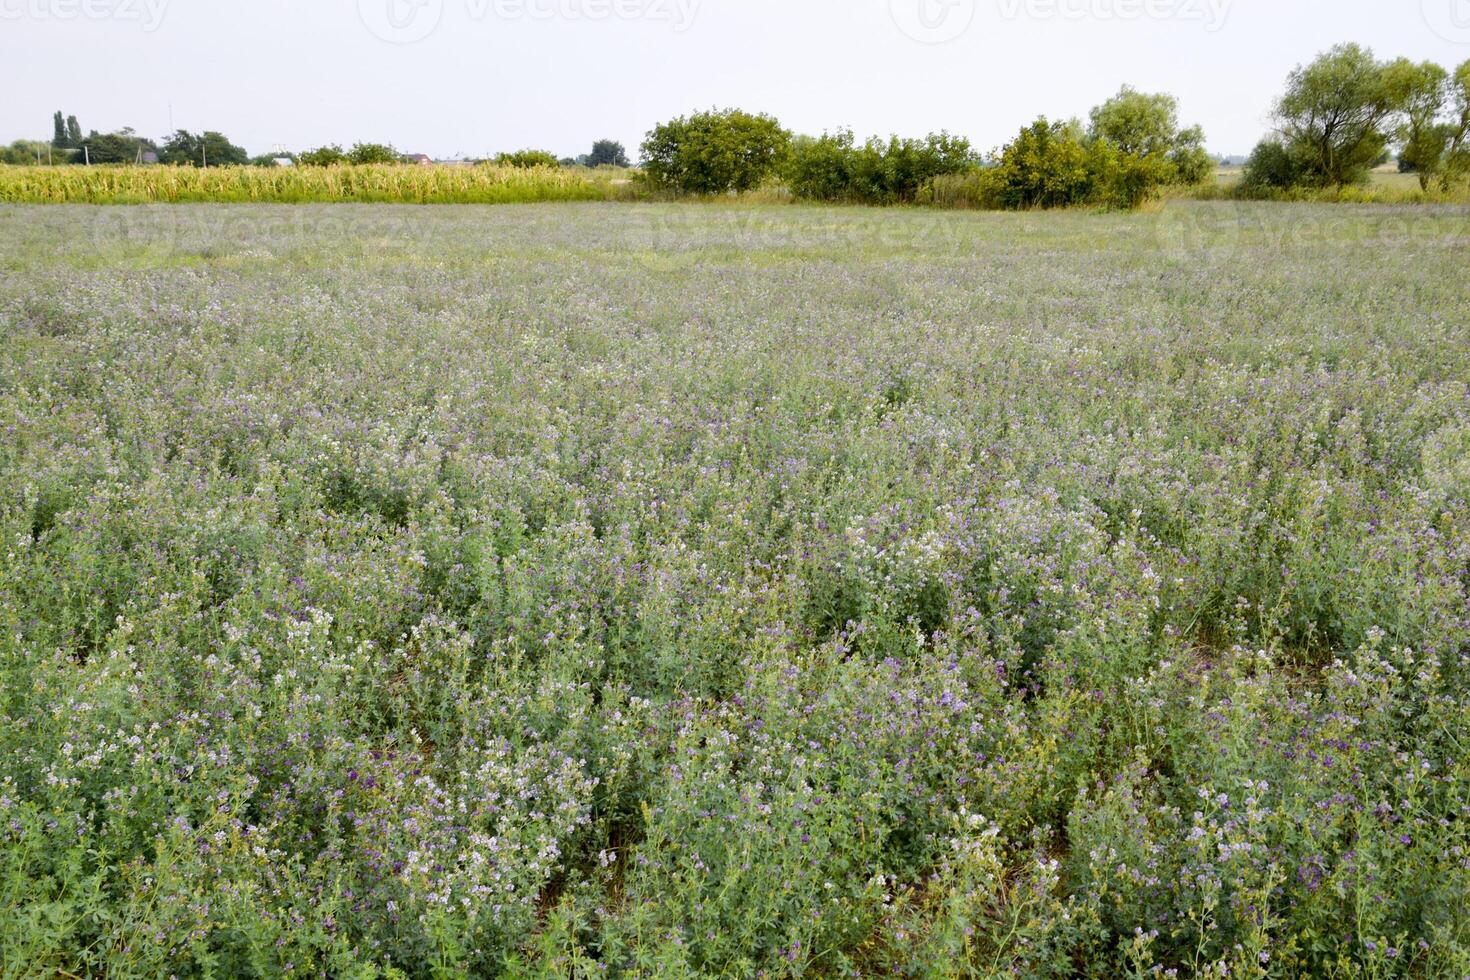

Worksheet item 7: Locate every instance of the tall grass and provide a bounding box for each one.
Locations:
[0,163,636,204]
[1177,167,1470,204]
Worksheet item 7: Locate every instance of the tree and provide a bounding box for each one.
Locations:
[785,131,858,201]
[1088,87,1183,158]
[1274,43,1398,188]
[494,149,561,169]
[1169,127,1215,185]
[586,139,629,168]
[347,142,400,165]
[73,128,157,165]
[1445,60,1470,189]
[1384,59,1450,190]
[158,130,248,167]
[1240,139,1305,193]
[641,109,791,195]
[1,140,52,165]
[983,117,1098,210]
[52,111,68,148]
[297,145,347,166]
[67,116,82,147]
[1087,87,1211,205]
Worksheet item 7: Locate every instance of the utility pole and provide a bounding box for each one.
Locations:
[84,145,90,165]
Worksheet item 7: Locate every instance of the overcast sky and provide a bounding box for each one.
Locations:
[5,0,1470,158]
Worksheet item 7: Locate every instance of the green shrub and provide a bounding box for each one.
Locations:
[640,108,791,195]
[494,149,562,169]
[157,129,248,168]
[297,144,348,167]
[348,142,402,165]
[786,131,973,205]
[984,117,1099,209]
[1240,139,1307,194]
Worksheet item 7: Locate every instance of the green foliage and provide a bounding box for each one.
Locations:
[0,141,52,165]
[1,202,1469,976]
[297,144,348,167]
[640,108,791,195]
[50,112,83,152]
[585,139,629,168]
[1240,139,1306,193]
[785,130,974,204]
[494,149,562,169]
[0,162,625,203]
[158,130,249,168]
[71,128,157,166]
[347,142,402,165]
[968,90,1210,211]
[1274,43,1399,188]
[1088,86,1183,157]
[983,117,1100,209]
[1440,59,1470,190]
[1384,59,1451,190]
[1088,87,1212,206]
[1169,129,1215,186]
[1247,49,1470,195]
[785,131,857,201]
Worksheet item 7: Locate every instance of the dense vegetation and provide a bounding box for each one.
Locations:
[1243,45,1470,195]
[640,108,793,195]
[0,164,627,204]
[494,150,564,170]
[639,91,1210,208]
[15,42,1470,210]
[937,88,1211,211]
[1,202,1467,977]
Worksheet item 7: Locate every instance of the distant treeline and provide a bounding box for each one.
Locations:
[634,43,1470,209]
[7,43,1468,210]
[639,88,1212,211]
[11,118,634,174]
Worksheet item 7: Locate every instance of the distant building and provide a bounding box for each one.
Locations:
[272,157,294,167]
[404,153,433,165]
[140,151,159,165]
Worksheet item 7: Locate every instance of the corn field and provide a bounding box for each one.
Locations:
[0,164,631,204]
